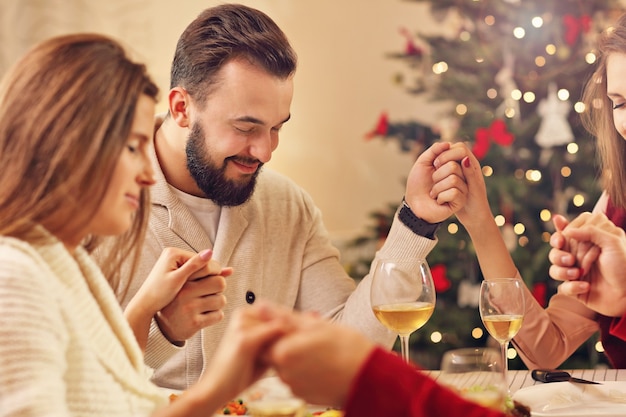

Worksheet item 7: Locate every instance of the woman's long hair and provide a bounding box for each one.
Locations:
[0,33,158,291]
[581,13,626,208]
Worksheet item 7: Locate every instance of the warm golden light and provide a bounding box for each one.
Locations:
[573,194,585,207]
[561,166,571,177]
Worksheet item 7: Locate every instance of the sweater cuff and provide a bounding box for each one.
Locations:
[144,318,185,370]
[376,210,438,260]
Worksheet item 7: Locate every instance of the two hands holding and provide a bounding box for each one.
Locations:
[549,211,626,317]
[410,140,626,319]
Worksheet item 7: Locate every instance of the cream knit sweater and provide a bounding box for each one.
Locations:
[0,229,167,416]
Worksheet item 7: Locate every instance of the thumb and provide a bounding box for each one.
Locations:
[552,214,569,232]
[418,141,451,166]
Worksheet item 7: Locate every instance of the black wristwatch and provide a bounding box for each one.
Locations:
[398,199,442,240]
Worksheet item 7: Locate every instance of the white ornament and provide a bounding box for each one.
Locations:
[458,280,481,308]
[535,82,574,148]
[495,51,521,124]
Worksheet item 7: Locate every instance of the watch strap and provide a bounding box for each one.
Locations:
[398,199,442,239]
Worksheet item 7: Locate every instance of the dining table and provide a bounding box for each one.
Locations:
[422,368,626,416]
[423,368,626,393]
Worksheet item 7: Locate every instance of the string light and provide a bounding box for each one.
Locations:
[567,143,579,154]
[494,215,506,227]
[585,52,597,64]
[525,169,542,182]
[595,341,605,353]
[523,91,536,103]
[574,102,586,113]
[430,331,442,343]
[513,27,526,39]
[573,194,585,207]
[432,61,448,74]
[447,223,459,234]
[539,209,551,222]
[561,166,571,177]
[472,328,484,339]
[507,347,518,359]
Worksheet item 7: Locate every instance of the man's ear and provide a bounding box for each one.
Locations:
[168,87,191,128]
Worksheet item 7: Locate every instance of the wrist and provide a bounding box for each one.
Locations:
[155,312,185,347]
[399,198,442,239]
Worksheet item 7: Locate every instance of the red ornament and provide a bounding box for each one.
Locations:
[399,27,423,57]
[472,119,514,159]
[563,14,592,46]
[365,112,389,140]
[431,263,451,293]
[531,282,547,308]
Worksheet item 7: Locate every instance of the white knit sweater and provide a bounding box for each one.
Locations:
[0,229,167,416]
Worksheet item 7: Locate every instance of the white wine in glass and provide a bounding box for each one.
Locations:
[370,258,436,363]
[479,278,525,391]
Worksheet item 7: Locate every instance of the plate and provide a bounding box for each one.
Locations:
[512,381,626,416]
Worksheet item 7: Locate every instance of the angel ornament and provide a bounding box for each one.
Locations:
[535,82,574,148]
[495,52,521,125]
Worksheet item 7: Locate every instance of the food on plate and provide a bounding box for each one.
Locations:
[168,392,248,415]
[222,399,248,415]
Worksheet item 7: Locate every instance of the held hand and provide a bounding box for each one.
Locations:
[555,213,626,317]
[186,303,290,414]
[125,247,229,349]
[404,141,469,223]
[549,214,600,295]
[268,312,375,408]
[448,143,492,230]
[152,248,232,343]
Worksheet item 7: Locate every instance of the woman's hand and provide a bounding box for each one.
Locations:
[125,248,231,349]
[550,212,626,316]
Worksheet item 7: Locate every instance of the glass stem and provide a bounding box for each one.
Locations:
[399,334,410,363]
[501,340,510,393]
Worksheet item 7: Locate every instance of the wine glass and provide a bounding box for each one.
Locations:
[479,278,525,391]
[439,347,506,411]
[370,258,436,363]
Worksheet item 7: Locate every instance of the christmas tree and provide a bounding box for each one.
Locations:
[353,0,622,369]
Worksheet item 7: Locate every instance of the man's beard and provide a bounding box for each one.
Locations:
[186,122,261,207]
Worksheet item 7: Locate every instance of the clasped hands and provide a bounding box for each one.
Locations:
[549,212,626,317]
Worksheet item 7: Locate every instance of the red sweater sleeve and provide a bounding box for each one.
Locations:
[610,315,626,340]
[343,347,508,417]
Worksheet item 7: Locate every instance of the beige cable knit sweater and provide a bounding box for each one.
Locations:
[0,229,167,416]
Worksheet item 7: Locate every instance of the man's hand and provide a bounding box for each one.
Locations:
[148,248,232,343]
[404,142,469,223]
